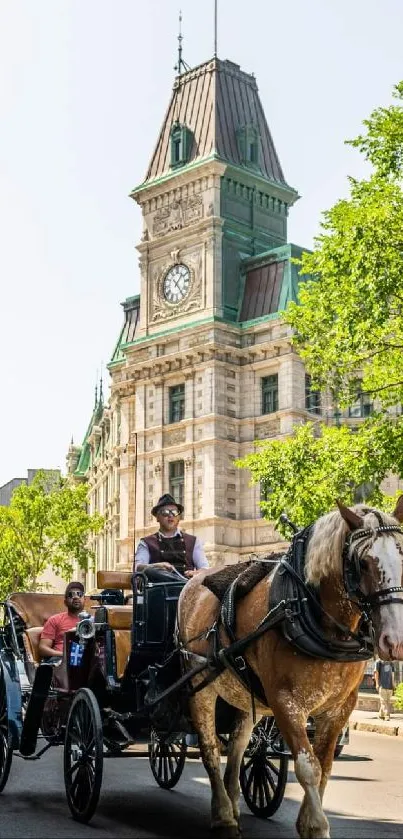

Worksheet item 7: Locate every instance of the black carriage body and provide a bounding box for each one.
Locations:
[0,571,292,826]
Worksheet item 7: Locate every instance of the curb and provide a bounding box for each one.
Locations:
[351,720,403,737]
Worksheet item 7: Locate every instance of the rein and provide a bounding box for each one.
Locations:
[178,517,403,714]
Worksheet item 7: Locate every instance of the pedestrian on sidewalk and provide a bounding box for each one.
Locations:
[374,659,395,720]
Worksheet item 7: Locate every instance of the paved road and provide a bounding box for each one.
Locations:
[0,730,402,838]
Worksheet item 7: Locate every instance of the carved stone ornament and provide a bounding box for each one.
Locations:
[152,194,204,238]
[150,247,203,324]
[163,428,186,447]
[255,420,280,439]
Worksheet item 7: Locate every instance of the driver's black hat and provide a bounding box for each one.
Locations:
[151,493,184,517]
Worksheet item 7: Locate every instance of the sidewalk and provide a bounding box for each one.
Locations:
[350,708,403,737]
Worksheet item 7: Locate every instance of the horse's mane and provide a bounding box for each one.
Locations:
[305,505,402,585]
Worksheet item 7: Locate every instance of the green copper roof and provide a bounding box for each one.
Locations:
[238,244,310,322]
[74,397,104,478]
[136,57,297,196]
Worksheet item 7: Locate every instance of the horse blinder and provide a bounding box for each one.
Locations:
[343,525,403,610]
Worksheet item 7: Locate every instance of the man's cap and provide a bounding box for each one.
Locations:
[65,581,85,597]
[151,493,184,517]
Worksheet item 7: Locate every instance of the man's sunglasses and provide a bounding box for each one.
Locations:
[66,590,84,598]
[159,509,179,517]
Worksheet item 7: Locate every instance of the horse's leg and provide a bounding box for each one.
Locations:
[189,686,240,838]
[223,709,255,826]
[271,699,330,839]
[312,693,357,803]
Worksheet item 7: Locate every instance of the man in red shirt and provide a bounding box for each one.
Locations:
[38,581,85,662]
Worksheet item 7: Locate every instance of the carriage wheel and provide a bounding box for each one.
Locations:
[64,688,103,823]
[148,728,187,789]
[240,717,288,819]
[0,664,12,793]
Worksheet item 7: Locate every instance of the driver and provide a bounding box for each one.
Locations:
[134,493,209,579]
[38,581,85,662]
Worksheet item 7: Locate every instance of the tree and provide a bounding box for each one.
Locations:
[237,82,403,528]
[286,81,403,410]
[236,420,403,533]
[0,471,103,599]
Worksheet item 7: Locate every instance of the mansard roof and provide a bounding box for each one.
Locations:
[74,394,105,478]
[142,57,289,188]
[239,244,310,323]
[110,295,140,366]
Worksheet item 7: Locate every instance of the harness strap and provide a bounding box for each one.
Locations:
[179,598,289,706]
[279,558,370,646]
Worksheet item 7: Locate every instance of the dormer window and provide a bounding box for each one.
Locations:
[249,139,258,165]
[170,122,193,169]
[237,124,260,170]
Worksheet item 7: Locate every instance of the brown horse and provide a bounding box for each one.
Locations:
[176,499,403,839]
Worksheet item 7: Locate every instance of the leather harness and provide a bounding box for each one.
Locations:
[178,518,403,713]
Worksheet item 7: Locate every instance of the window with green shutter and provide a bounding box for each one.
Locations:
[305,375,321,415]
[262,375,278,415]
[169,384,185,423]
[170,122,193,169]
[169,460,184,508]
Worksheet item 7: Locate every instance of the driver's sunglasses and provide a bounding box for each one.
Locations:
[159,509,179,518]
[66,590,84,598]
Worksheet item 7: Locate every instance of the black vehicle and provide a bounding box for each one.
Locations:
[0,568,344,824]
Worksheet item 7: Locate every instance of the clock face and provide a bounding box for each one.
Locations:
[162,264,191,304]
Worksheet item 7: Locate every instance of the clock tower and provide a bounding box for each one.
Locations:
[74,55,313,577]
[131,57,298,338]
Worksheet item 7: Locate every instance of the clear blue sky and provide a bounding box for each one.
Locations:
[1,0,402,487]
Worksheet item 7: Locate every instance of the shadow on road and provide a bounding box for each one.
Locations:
[98,789,400,839]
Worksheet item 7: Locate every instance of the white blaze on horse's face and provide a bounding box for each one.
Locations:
[373,534,403,661]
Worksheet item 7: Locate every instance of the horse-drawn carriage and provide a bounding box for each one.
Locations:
[1,499,403,839]
[0,567,289,824]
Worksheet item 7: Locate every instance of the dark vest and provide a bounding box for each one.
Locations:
[143,532,196,573]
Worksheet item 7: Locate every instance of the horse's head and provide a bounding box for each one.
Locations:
[338,497,403,661]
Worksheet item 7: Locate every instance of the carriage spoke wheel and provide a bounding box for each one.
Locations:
[148,728,187,789]
[0,665,12,793]
[240,717,288,819]
[64,688,103,823]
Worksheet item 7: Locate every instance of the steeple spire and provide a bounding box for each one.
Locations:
[99,369,104,406]
[174,10,190,76]
[214,0,218,57]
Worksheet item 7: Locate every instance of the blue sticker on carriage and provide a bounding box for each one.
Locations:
[69,642,84,666]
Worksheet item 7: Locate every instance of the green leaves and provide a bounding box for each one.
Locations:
[286,81,403,411]
[238,82,403,533]
[236,420,403,534]
[0,471,104,600]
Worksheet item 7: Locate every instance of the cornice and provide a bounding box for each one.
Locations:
[132,158,227,204]
[109,338,293,390]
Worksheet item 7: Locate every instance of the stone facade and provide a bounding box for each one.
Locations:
[69,57,402,589]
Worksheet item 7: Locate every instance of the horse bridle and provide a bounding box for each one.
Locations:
[343,521,403,611]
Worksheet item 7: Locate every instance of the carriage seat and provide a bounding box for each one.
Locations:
[24,626,44,666]
[95,605,132,630]
[8,592,94,669]
[97,570,133,591]
[8,591,94,629]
